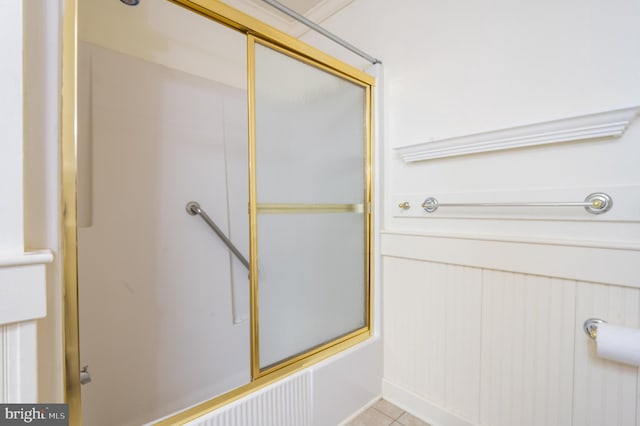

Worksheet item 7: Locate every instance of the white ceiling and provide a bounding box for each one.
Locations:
[244,0,353,35]
[270,0,326,15]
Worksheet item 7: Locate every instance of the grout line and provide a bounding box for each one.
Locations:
[372,406,404,421]
[351,400,425,426]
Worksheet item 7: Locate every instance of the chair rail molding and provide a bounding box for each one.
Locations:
[395,105,640,162]
[0,250,52,326]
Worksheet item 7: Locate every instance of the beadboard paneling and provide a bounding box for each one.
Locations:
[383,257,482,423]
[383,237,640,426]
[0,252,52,403]
[479,271,576,426]
[0,322,38,403]
[0,325,6,402]
[573,282,640,426]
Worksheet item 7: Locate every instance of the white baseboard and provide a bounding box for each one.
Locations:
[382,379,476,426]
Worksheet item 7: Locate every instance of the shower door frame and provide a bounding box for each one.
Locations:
[247,35,373,379]
[61,0,375,424]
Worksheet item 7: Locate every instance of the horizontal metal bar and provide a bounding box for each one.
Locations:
[257,203,365,214]
[186,201,249,270]
[420,192,612,215]
[433,201,593,207]
[260,0,381,65]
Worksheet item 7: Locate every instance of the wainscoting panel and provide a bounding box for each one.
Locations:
[573,282,640,426]
[382,233,640,426]
[383,257,482,424]
[479,271,576,426]
[0,322,38,403]
[0,251,52,403]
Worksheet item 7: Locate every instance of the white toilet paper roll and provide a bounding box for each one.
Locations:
[596,323,640,367]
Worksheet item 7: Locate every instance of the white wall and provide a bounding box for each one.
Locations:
[303,0,640,241]
[0,0,25,254]
[1,0,57,404]
[303,0,640,424]
[23,0,65,404]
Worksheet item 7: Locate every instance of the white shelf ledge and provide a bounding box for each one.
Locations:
[395,106,640,162]
[0,249,53,267]
[0,250,52,325]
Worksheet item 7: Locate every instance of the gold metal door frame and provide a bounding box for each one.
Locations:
[62,0,374,424]
[61,0,80,423]
[247,35,372,379]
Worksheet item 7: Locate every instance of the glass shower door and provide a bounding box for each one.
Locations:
[250,38,371,375]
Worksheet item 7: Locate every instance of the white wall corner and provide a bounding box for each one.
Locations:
[395,105,640,163]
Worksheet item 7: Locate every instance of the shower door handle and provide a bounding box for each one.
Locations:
[186,201,250,270]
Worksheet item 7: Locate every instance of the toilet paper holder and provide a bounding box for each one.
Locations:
[583,318,607,339]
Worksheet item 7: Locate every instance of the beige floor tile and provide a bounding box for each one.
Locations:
[396,412,431,426]
[372,399,404,420]
[347,407,395,426]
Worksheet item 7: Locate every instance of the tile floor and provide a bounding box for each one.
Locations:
[346,399,431,426]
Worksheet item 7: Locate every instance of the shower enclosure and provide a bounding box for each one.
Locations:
[67,1,374,424]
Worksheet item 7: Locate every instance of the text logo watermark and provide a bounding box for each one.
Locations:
[0,405,68,425]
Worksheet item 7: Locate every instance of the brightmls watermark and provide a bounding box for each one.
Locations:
[0,405,68,425]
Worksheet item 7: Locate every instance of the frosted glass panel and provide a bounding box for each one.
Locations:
[254,42,368,369]
[78,23,250,426]
[257,213,366,368]
[254,44,366,204]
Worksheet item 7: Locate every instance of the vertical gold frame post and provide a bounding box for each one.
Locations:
[365,84,373,333]
[61,0,81,424]
[246,35,261,380]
